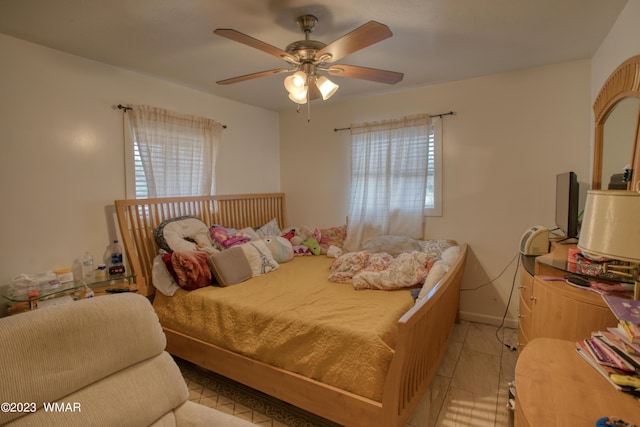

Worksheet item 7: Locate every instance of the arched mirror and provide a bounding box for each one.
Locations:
[593,55,640,190]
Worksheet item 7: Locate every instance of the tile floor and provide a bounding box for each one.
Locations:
[185,321,518,427]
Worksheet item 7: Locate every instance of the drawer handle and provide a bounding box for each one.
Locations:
[529,296,536,301]
[518,285,526,290]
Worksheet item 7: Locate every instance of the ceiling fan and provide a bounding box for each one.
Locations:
[213,15,404,105]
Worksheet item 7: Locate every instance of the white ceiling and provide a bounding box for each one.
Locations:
[0,0,628,111]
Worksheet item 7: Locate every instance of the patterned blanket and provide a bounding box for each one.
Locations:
[329,251,436,290]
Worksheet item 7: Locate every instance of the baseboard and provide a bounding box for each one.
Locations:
[458,311,518,329]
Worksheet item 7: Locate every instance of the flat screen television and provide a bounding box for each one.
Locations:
[555,171,579,239]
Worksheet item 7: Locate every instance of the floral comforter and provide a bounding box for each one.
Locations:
[329,250,436,290]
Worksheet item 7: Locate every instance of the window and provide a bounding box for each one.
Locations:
[133,141,148,199]
[125,105,223,198]
[425,117,442,216]
[344,113,439,251]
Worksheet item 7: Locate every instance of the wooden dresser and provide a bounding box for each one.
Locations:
[515,338,640,426]
[517,243,618,352]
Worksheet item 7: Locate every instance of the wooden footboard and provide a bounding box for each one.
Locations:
[114,194,467,427]
[382,243,467,426]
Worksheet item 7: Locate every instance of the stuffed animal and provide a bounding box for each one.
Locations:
[293,245,312,256]
[303,237,321,255]
[280,229,296,241]
[262,236,294,263]
[287,226,322,247]
[326,245,343,258]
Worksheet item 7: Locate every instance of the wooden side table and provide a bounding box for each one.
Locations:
[515,338,640,426]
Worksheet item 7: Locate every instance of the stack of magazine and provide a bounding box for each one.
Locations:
[575,295,640,399]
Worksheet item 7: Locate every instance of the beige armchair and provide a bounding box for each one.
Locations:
[0,293,253,426]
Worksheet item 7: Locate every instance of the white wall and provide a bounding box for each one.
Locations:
[0,34,280,283]
[280,60,592,326]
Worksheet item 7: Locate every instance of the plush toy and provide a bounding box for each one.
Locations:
[293,245,312,256]
[261,236,294,263]
[280,229,296,241]
[287,226,321,247]
[326,245,343,258]
[303,237,321,255]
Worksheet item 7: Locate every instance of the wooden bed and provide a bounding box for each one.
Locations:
[114,193,467,427]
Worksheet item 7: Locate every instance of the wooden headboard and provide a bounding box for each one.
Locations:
[114,193,286,296]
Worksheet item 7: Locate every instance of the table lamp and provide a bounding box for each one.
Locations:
[577,190,640,300]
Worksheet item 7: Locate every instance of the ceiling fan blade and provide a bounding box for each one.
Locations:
[327,64,403,84]
[214,28,298,63]
[316,21,392,63]
[216,68,290,85]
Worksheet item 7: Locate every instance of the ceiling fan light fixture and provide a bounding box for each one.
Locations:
[284,71,307,94]
[315,75,339,100]
[288,87,308,104]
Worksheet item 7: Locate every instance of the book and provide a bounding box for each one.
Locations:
[576,342,640,395]
[576,342,640,398]
[602,294,640,323]
[619,320,640,344]
[591,333,639,372]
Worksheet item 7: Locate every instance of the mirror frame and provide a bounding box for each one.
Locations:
[593,55,640,190]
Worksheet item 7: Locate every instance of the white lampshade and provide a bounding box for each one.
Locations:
[284,71,307,94]
[288,88,308,104]
[315,75,339,100]
[577,190,640,262]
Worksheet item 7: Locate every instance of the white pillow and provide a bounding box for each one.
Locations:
[159,217,212,252]
[238,240,279,277]
[440,245,461,266]
[152,255,180,296]
[241,227,261,241]
[417,260,450,301]
[256,218,282,237]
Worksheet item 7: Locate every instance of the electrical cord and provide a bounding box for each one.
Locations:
[495,254,520,351]
[460,251,519,292]
[459,251,521,351]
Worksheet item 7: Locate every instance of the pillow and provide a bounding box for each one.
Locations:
[319,225,347,249]
[152,255,180,296]
[256,218,281,237]
[238,240,279,277]
[361,235,422,257]
[261,236,294,263]
[420,239,458,258]
[417,260,450,300]
[161,253,179,282]
[206,246,252,287]
[154,216,213,253]
[440,245,461,266]
[171,250,212,290]
[241,227,261,241]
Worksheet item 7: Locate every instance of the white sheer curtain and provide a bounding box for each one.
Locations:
[129,105,223,197]
[344,114,430,252]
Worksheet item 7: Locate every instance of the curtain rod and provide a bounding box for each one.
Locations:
[333,110,455,132]
[116,104,227,129]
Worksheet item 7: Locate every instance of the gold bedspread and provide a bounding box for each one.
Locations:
[153,255,415,401]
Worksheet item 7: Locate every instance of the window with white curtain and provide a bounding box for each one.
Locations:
[126,105,223,198]
[343,114,441,252]
[426,117,442,216]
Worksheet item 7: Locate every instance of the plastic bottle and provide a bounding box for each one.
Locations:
[95,264,107,282]
[108,240,126,277]
[82,252,95,284]
[109,240,123,267]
